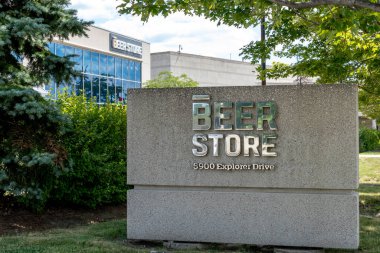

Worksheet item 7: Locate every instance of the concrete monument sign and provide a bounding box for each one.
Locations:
[127,85,359,249]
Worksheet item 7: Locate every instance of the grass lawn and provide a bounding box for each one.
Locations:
[359,157,380,184]
[0,220,132,253]
[326,217,380,253]
[0,219,238,253]
[0,156,379,253]
[0,217,379,253]
[359,156,380,217]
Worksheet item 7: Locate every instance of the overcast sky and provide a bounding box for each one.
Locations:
[70,0,289,63]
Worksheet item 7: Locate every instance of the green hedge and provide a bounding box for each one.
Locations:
[359,127,380,152]
[1,88,128,211]
[50,95,127,208]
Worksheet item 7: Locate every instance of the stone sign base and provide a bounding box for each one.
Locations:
[127,85,359,249]
[127,188,358,249]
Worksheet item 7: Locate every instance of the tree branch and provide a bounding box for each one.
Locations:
[268,0,380,12]
[293,9,320,26]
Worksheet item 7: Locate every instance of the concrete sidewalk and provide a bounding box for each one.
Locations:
[359,154,380,158]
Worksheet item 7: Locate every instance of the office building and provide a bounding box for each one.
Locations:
[45,26,150,103]
[151,51,300,87]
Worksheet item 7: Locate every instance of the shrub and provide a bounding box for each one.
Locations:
[51,95,127,208]
[144,71,199,88]
[359,127,380,152]
[0,87,69,212]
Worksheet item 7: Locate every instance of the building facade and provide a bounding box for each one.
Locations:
[359,112,378,130]
[45,26,150,103]
[151,51,300,87]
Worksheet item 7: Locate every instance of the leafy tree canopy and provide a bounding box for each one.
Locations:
[359,90,380,121]
[0,0,92,87]
[144,71,199,88]
[118,0,380,96]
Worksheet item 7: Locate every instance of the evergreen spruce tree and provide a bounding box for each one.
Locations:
[0,0,91,86]
[0,0,91,212]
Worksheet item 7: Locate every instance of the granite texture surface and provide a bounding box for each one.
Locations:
[127,189,359,249]
[127,85,359,249]
[127,85,358,190]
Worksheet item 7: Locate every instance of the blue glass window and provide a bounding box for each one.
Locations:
[122,59,129,80]
[56,44,65,57]
[91,52,99,75]
[107,56,115,77]
[100,54,107,76]
[48,43,55,53]
[115,57,122,79]
[74,48,83,72]
[129,61,135,80]
[83,50,91,73]
[47,42,142,103]
[122,80,128,101]
[127,81,135,89]
[92,75,100,103]
[65,46,74,57]
[84,74,92,100]
[75,75,83,95]
[100,77,107,104]
[108,78,115,103]
[115,79,122,103]
[135,62,141,82]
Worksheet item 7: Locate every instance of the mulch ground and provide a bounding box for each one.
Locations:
[0,204,126,236]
